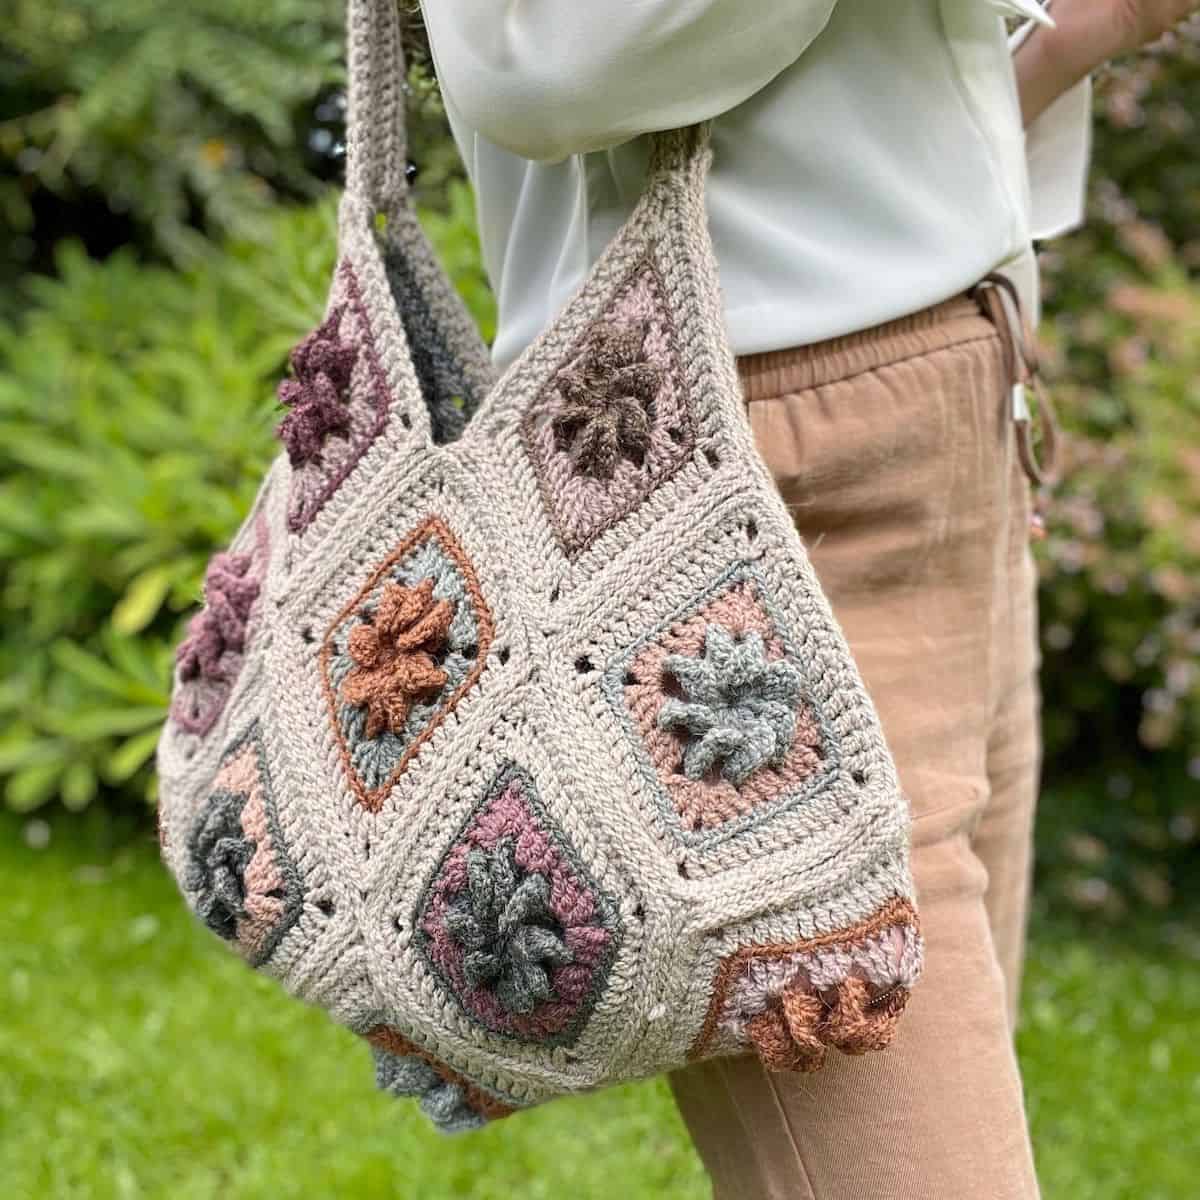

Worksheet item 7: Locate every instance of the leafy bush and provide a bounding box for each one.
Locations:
[1033,32,1200,917]
[0,187,492,815]
[0,0,345,270]
[1033,275,1200,917]
[1039,277,1200,768]
[0,0,468,307]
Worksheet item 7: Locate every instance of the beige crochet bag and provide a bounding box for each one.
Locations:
[156,0,922,1132]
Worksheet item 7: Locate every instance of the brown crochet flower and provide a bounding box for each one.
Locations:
[745,977,910,1074]
[551,322,664,480]
[340,578,454,739]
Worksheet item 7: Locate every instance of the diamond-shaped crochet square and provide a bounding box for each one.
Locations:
[183,723,303,967]
[320,516,493,810]
[606,564,836,847]
[521,257,694,557]
[413,763,620,1047]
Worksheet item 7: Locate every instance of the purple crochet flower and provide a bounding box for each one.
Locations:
[276,305,359,466]
[176,552,260,683]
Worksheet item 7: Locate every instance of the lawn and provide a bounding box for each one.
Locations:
[3,811,1197,1200]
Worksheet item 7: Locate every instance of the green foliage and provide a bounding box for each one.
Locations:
[1039,276,1200,763]
[0,200,337,814]
[1033,34,1200,916]
[0,188,492,818]
[0,0,343,261]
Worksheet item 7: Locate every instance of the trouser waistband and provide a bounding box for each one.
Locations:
[737,278,1060,509]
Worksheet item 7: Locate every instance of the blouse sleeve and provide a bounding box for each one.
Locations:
[418,0,838,162]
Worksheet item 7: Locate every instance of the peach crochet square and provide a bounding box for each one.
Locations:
[612,569,830,840]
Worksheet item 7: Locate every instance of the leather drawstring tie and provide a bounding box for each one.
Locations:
[972,273,1061,540]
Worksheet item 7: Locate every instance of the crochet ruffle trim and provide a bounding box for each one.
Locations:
[692,897,922,1072]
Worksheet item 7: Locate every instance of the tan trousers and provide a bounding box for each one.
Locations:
[669,294,1042,1199]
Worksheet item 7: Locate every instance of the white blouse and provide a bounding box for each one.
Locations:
[420,0,1091,368]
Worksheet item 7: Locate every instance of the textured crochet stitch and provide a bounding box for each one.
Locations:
[187,792,255,942]
[608,567,830,842]
[340,578,453,739]
[157,0,922,1138]
[414,762,620,1047]
[170,509,270,737]
[181,724,303,968]
[522,260,695,557]
[321,515,494,810]
[445,837,575,1014]
[283,262,401,533]
[176,552,259,684]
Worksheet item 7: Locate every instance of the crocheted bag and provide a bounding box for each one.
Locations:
[156,0,923,1133]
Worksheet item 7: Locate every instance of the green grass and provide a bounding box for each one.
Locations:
[1019,926,1200,1199]
[3,813,1197,1200]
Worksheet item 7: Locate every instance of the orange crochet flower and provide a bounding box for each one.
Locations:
[341,578,453,739]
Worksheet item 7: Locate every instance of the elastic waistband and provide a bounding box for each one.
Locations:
[737,293,997,401]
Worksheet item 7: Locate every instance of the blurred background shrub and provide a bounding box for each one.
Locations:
[0,0,343,279]
[0,202,335,813]
[1034,25,1200,925]
[0,4,1196,932]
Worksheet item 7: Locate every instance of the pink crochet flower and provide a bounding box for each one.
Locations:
[176,552,260,683]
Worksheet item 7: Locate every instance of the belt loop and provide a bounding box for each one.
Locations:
[971,272,1061,539]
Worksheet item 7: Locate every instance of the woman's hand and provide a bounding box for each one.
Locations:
[1015,0,1200,125]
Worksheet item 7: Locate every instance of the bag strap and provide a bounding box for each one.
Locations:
[646,124,712,197]
[345,0,410,215]
[343,0,711,218]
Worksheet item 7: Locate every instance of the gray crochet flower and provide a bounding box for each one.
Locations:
[444,837,574,1014]
[374,1051,483,1134]
[186,792,255,941]
[658,626,804,785]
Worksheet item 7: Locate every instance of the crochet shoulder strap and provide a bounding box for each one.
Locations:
[340,0,713,358]
[339,0,496,446]
[344,0,409,218]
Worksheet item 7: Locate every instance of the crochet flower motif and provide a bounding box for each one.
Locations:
[551,321,664,479]
[444,837,575,1014]
[276,305,359,466]
[658,626,805,786]
[340,578,453,740]
[189,794,256,941]
[176,552,260,683]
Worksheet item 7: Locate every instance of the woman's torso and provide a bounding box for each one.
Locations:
[437,0,1043,369]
